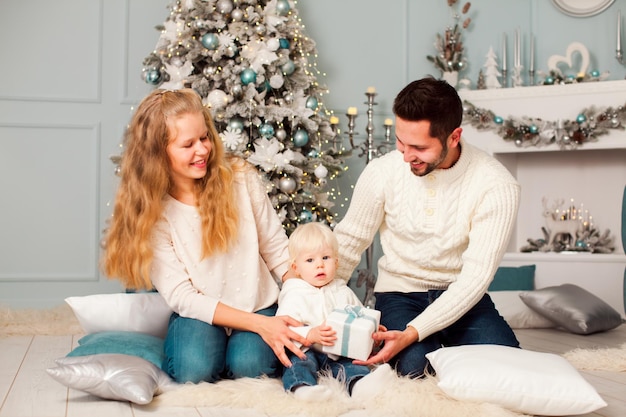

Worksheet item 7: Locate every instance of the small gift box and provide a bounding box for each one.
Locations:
[323,305,381,361]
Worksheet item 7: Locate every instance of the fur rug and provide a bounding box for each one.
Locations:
[0,303,82,336]
[563,343,626,372]
[4,305,623,416]
[151,372,530,417]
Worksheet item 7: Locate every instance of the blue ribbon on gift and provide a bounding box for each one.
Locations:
[334,305,377,358]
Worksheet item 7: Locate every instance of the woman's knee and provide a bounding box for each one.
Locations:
[163,315,227,383]
[225,330,281,379]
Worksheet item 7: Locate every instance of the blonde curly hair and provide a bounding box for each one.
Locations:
[101,88,240,290]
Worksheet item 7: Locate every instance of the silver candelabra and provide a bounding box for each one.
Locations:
[331,88,394,307]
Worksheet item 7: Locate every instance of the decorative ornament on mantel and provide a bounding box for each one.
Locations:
[537,42,610,86]
[462,99,626,149]
[520,197,615,254]
[427,0,474,87]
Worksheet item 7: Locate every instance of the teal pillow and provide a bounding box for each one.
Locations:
[67,331,165,367]
[488,265,536,291]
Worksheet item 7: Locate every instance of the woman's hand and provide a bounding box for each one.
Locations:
[212,302,310,368]
[256,314,310,367]
[306,323,336,346]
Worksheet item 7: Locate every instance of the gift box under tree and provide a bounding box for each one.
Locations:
[323,305,381,361]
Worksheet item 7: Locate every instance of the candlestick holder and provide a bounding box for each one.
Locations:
[345,112,357,149]
[340,88,395,307]
[501,68,508,88]
[529,69,535,86]
[512,65,524,87]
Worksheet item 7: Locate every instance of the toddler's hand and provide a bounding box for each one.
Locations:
[307,323,337,346]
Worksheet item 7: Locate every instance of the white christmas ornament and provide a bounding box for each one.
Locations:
[206,89,229,110]
[267,38,280,51]
[269,74,284,89]
[314,164,328,179]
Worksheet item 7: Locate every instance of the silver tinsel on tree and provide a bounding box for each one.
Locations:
[135,0,346,234]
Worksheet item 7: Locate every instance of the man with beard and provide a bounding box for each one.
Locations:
[334,77,521,377]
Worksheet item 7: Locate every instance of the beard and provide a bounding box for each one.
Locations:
[409,141,449,177]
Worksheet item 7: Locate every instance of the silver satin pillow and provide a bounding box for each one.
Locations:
[519,284,624,335]
[47,353,177,404]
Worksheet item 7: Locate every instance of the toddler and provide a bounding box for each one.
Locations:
[277,222,396,401]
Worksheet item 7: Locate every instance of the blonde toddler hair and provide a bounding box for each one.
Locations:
[288,222,338,265]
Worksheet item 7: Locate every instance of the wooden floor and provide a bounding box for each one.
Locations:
[1,325,624,417]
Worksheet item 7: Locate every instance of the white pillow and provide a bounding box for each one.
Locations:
[489,291,555,329]
[426,344,607,416]
[65,293,172,338]
[46,353,177,404]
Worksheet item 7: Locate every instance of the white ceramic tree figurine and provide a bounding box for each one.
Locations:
[483,46,502,89]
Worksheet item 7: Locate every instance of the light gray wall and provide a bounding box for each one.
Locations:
[1,0,624,308]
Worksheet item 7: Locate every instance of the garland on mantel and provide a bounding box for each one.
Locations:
[462,100,626,149]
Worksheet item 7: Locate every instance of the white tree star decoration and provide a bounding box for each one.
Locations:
[129,0,347,234]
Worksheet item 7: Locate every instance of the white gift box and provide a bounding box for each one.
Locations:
[322,305,381,361]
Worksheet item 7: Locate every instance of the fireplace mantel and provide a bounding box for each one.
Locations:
[459,81,626,314]
[459,80,626,154]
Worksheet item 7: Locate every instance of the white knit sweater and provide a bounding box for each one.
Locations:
[149,168,290,326]
[334,139,520,340]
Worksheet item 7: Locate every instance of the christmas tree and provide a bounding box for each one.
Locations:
[139,0,345,234]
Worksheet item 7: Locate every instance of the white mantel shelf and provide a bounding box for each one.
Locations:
[458,80,626,155]
[503,252,625,263]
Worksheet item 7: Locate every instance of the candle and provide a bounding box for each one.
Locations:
[366,86,376,94]
[618,10,622,54]
[347,107,358,116]
[515,28,521,67]
[329,116,339,125]
[529,34,534,72]
[384,118,393,126]
[502,33,507,71]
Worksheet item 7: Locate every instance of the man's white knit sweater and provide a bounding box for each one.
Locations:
[334,139,520,341]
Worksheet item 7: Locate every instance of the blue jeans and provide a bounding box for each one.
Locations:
[282,349,371,393]
[376,291,519,378]
[162,305,281,383]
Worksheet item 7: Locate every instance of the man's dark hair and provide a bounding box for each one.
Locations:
[392,76,463,143]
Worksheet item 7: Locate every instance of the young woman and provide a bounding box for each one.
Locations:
[102,88,308,383]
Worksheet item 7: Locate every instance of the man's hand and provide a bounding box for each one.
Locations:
[353,326,419,366]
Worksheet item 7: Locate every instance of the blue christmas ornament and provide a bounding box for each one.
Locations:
[591,70,600,77]
[240,68,257,85]
[293,129,309,147]
[279,38,290,49]
[575,240,587,248]
[306,96,318,111]
[228,117,244,132]
[258,123,275,138]
[529,124,538,134]
[307,149,319,158]
[299,209,313,223]
[145,69,161,85]
[201,33,219,50]
[545,76,554,85]
[281,60,295,75]
[257,80,270,93]
[493,116,504,125]
[276,0,291,16]
[576,114,587,124]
